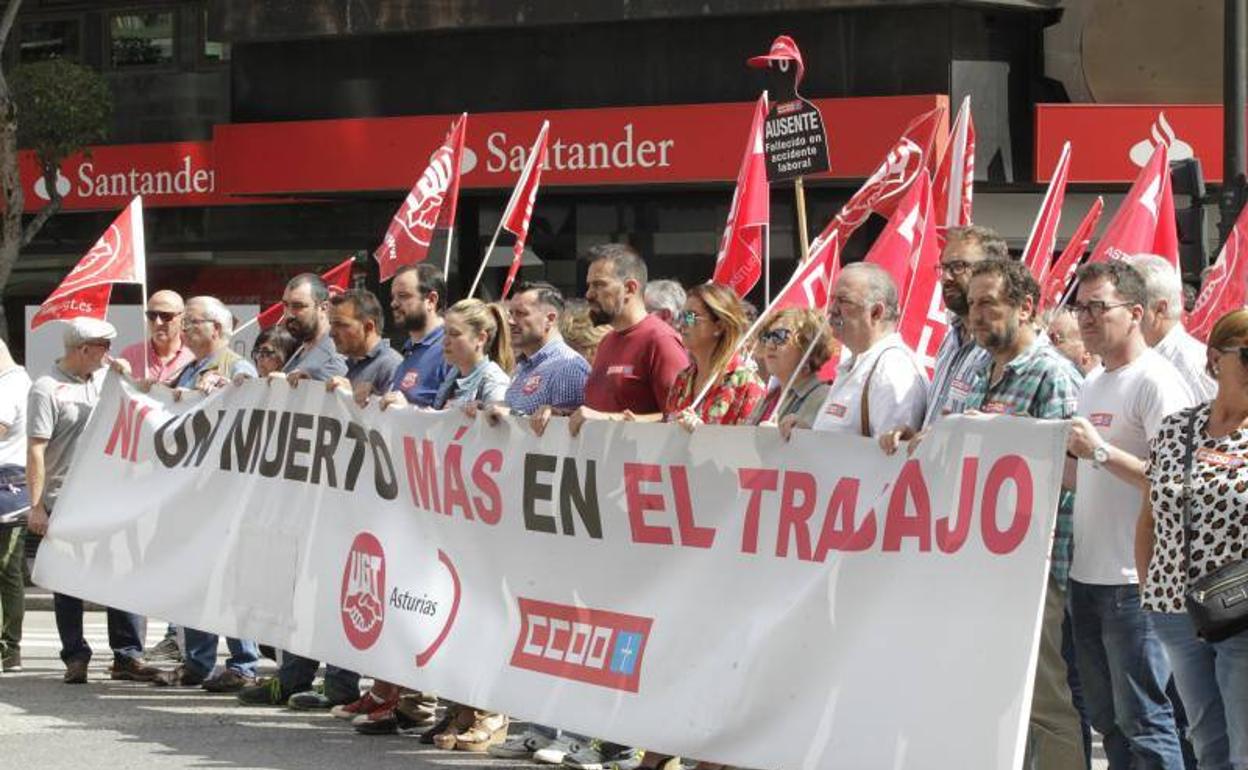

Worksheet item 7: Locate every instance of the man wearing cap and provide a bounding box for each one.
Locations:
[119,290,195,385]
[26,318,158,684]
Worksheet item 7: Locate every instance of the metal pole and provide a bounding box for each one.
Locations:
[1221,0,1248,245]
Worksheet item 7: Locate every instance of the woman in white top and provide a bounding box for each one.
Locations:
[434,299,513,410]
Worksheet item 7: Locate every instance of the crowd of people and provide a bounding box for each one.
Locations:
[0,232,1244,770]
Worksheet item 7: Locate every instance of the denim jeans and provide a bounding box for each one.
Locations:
[1068,580,1184,770]
[181,627,259,679]
[0,526,24,662]
[276,650,359,699]
[1062,606,1093,770]
[1151,611,1248,770]
[53,593,145,665]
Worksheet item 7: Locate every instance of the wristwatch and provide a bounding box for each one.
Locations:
[1091,443,1110,469]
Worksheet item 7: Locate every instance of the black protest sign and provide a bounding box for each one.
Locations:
[764,98,830,182]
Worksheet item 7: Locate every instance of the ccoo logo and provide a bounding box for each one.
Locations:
[340,532,386,650]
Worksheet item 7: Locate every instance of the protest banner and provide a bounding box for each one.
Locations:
[35,373,1068,770]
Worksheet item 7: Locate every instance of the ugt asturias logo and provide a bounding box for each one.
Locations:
[340,532,386,650]
[510,598,653,693]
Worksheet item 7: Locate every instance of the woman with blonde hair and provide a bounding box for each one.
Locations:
[434,299,513,410]
[746,307,835,426]
[662,282,763,428]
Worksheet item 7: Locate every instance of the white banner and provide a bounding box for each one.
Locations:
[34,373,1069,770]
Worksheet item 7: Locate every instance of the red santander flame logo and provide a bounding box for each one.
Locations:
[340,532,386,650]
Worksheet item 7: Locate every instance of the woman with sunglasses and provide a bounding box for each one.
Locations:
[746,308,835,426]
[662,282,763,430]
[1137,308,1248,770]
[250,327,298,377]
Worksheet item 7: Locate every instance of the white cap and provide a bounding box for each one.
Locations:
[63,317,117,348]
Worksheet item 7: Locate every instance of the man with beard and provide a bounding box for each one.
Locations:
[280,273,347,381]
[382,263,453,409]
[119,290,195,385]
[961,259,1086,770]
[564,243,687,438]
[879,225,1008,453]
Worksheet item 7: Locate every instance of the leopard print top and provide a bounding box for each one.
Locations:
[1144,403,1248,613]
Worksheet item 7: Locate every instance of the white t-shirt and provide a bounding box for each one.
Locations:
[0,366,30,468]
[812,332,928,437]
[1154,323,1217,402]
[1071,348,1195,585]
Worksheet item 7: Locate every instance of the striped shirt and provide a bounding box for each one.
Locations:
[923,318,990,428]
[505,338,590,415]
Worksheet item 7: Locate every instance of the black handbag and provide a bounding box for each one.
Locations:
[1179,409,1248,642]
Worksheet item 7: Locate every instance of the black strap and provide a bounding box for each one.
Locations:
[1180,408,1200,579]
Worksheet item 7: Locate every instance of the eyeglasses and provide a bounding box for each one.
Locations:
[144,310,181,323]
[252,347,280,361]
[936,260,974,277]
[676,310,709,328]
[1069,301,1131,319]
[1217,346,1248,367]
[760,328,794,347]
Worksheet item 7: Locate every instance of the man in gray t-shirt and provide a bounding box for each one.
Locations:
[26,318,158,685]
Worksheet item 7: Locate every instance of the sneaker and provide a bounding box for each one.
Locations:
[490,730,556,760]
[63,657,89,684]
[146,637,182,663]
[110,657,162,682]
[353,705,430,736]
[152,665,206,687]
[236,676,306,706]
[534,735,586,765]
[562,744,644,770]
[202,669,256,693]
[331,691,387,720]
[1,652,21,672]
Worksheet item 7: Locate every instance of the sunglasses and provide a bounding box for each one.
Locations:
[759,328,794,347]
[676,310,710,328]
[1218,346,1248,367]
[144,310,181,323]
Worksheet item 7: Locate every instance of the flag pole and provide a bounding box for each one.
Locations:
[794,178,811,262]
[467,216,507,300]
[764,223,771,308]
[442,225,455,280]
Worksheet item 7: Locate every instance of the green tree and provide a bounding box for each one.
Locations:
[0,0,113,339]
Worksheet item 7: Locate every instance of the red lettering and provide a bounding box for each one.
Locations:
[670,466,715,549]
[403,437,441,513]
[471,449,504,525]
[623,463,673,545]
[104,399,150,463]
[777,471,816,560]
[936,457,978,553]
[882,460,932,552]
[813,477,875,559]
[737,468,779,554]
[442,442,472,519]
[981,455,1033,555]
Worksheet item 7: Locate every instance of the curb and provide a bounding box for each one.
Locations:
[25,590,103,613]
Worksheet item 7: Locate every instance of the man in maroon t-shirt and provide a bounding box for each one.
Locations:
[535,244,687,439]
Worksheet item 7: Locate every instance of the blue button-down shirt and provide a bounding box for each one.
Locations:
[390,325,453,407]
[504,337,590,415]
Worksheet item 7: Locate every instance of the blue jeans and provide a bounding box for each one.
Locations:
[1068,580,1184,770]
[1151,611,1248,770]
[53,593,145,665]
[276,651,359,699]
[1062,606,1093,770]
[182,627,259,679]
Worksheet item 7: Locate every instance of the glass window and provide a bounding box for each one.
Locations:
[202,8,229,63]
[110,11,175,68]
[19,19,80,63]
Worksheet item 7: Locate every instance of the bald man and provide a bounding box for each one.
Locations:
[120,290,195,384]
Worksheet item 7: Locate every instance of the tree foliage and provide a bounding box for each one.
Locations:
[12,57,112,168]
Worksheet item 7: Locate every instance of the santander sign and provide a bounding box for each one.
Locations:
[21,143,222,212]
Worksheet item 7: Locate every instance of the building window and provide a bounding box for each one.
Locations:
[110,11,175,68]
[19,19,81,63]
[202,8,229,63]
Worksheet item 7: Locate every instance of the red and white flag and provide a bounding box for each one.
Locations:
[862,172,945,371]
[1041,197,1105,311]
[31,196,146,330]
[257,256,355,331]
[772,228,841,312]
[712,94,770,297]
[500,121,550,299]
[1088,138,1179,268]
[1022,141,1072,284]
[374,114,467,282]
[933,95,975,229]
[1187,201,1248,341]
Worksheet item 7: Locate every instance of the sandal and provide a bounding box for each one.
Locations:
[432,704,475,750]
[453,710,509,752]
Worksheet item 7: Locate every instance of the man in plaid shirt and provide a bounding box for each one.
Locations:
[961,258,1086,770]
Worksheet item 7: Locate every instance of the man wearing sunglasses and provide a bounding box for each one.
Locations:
[119,290,195,385]
[1063,260,1193,770]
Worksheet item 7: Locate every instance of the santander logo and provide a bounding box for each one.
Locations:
[1129,112,1194,168]
[340,532,386,650]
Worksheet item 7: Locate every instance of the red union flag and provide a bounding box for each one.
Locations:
[1023,141,1072,283]
[712,94,770,297]
[257,256,355,331]
[31,196,145,330]
[934,95,975,228]
[1088,138,1179,268]
[1042,197,1105,311]
[772,229,841,311]
[500,121,550,299]
[374,114,467,281]
[1188,202,1248,341]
